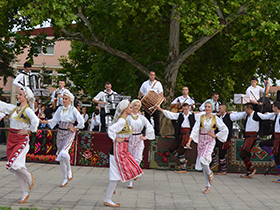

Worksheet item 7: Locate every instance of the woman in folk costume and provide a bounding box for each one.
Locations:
[41,89,84,187]
[126,99,154,189]
[0,87,39,204]
[104,99,143,207]
[186,100,228,194]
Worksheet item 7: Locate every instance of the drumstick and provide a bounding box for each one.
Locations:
[148,105,157,110]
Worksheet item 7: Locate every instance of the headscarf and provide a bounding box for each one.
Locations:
[22,87,35,111]
[113,99,130,123]
[131,99,141,108]
[63,89,75,105]
[205,99,215,111]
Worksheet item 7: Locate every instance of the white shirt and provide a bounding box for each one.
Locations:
[0,101,39,132]
[246,85,265,102]
[162,110,191,128]
[48,105,84,129]
[139,80,163,96]
[94,89,118,108]
[257,112,280,133]
[199,98,220,112]
[13,70,30,89]
[230,111,262,132]
[82,113,89,122]
[90,113,100,131]
[171,95,195,109]
[51,88,67,107]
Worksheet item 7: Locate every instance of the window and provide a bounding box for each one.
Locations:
[42,70,53,86]
[34,46,42,55]
[43,45,55,55]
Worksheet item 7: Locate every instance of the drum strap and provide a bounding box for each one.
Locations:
[151,81,157,89]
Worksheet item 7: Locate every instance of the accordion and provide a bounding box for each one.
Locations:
[24,74,40,91]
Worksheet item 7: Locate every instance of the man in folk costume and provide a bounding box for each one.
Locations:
[0,87,39,204]
[104,100,143,207]
[230,103,265,178]
[186,100,228,194]
[199,91,220,113]
[256,101,280,183]
[156,103,195,173]
[41,89,84,187]
[51,80,67,110]
[138,71,166,136]
[211,104,240,175]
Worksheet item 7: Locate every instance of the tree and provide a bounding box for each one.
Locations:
[4,0,280,134]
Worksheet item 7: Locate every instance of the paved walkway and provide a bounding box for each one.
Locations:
[1,160,280,210]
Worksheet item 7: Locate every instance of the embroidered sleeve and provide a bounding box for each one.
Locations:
[0,101,17,115]
[25,108,40,132]
[108,118,126,141]
[73,107,85,129]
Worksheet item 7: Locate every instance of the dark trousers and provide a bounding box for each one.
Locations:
[0,119,6,144]
[239,138,257,160]
[214,139,227,160]
[145,110,160,135]
[100,108,115,132]
[169,134,185,155]
[259,139,280,165]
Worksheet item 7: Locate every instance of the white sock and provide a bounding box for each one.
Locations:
[15,171,28,200]
[17,168,32,186]
[104,181,118,204]
[201,163,211,187]
[60,159,67,179]
[61,178,68,186]
[128,180,133,187]
[68,170,72,179]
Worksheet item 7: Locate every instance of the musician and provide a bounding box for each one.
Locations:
[138,71,166,136]
[81,106,89,131]
[90,106,100,132]
[199,91,220,113]
[257,101,280,183]
[246,76,269,111]
[51,80,66,110]
[157,103,195,173]
[13,62,32,89]
[92,82,117,133]
[170,86,195,111]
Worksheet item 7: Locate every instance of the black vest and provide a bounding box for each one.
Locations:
[221,113,233,140]
[244,111,261,131]
[174,112,195,138]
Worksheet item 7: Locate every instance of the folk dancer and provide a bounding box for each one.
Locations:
[229,103,264,178]
[138,71,166,136]
[41,89,84,187]
[92,81,117,133]
[246,76,269,111]
[211,104,240,175]
[127,99,155,189]
[199,91,220,113]
[257,101,280,183]
[0,87,39,203]
[186,100,228,194]
[104,100,143,207]
[157,103,195,173]
[51,80,67,110]
[13,62,32,89]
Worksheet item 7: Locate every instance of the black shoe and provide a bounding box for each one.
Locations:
[155,133,161,136]
[0,142,6,145]
[240,169,256,178]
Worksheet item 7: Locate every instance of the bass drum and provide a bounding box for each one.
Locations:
[257,97,274,137]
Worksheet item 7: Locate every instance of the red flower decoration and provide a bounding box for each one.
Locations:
[158,152,163,157]
[162,157,168,163]
[163,151,170,157]
[83,150,93,159]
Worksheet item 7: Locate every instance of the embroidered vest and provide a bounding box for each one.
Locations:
[11,105,31,124]
[200,114,216,131]
[117,116,133,134]
[222,113,233,139]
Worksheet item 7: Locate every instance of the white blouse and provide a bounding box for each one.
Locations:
[108,117,131,141]
[127,113,155,140]
[48,105,84,129]
[0,101,39,132]
[190,115,228,144]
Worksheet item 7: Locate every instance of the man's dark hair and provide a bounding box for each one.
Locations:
[274,101,280,110]
[105,81,111,85]
[24,62,32,68]
[212,91,219,96]
[251,76,258,81]
[59,79,65,82]
[182,103,189,107]
[244,103,254,110]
